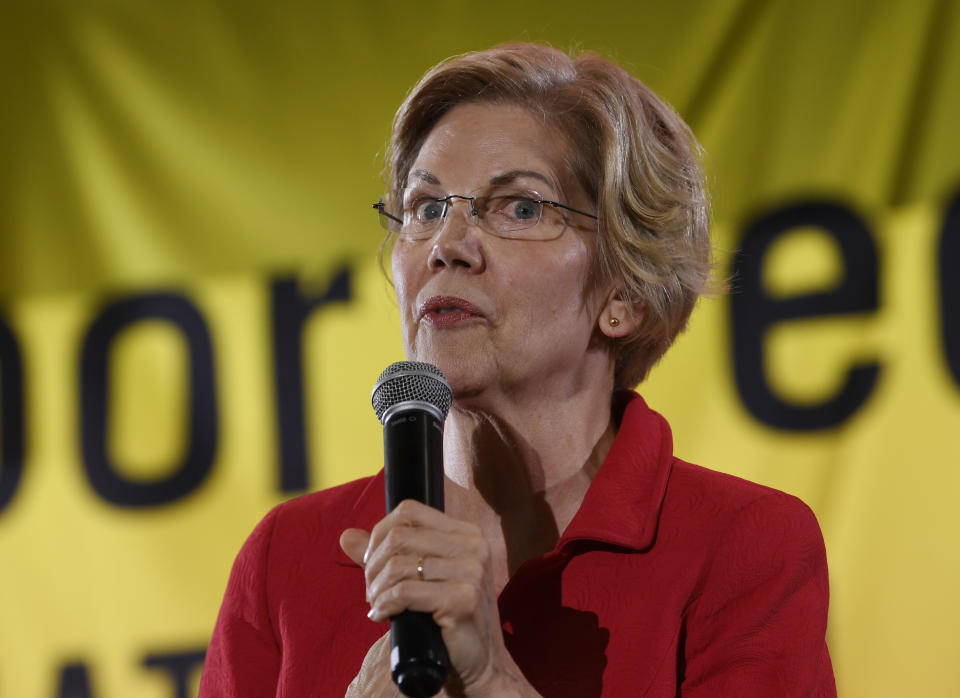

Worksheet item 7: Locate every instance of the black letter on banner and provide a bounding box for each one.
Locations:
[143,649,207,698]
[80,293,218,506]
[0,312,25,515]
[731,201,881,430]
[271,268,351,492]
[54,662,95,698]
[940,189,960,388]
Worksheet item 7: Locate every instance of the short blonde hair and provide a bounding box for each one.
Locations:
[385,43,715,388]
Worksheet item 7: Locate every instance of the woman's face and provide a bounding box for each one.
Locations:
[392,102,611,403]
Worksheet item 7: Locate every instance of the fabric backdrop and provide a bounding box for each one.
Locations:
[2,2,959,696]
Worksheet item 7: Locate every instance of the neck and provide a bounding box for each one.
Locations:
[443,377,617,587]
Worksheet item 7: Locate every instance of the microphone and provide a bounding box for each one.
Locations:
[371,361,453,698]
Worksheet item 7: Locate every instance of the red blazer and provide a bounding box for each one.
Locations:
[200,393,836,696]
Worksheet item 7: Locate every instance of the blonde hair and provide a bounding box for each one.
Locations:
[385,43,715,387]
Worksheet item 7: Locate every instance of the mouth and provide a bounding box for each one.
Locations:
[418,295,485,327]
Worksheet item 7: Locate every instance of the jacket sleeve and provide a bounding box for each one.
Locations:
[680,492,836,697]
[199,505,283,697]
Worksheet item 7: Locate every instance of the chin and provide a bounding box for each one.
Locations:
[409,346,491,401]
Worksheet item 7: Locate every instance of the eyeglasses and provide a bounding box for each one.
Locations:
[371,186,598,241]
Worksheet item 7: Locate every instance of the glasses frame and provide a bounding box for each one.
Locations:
[371,188,598,241]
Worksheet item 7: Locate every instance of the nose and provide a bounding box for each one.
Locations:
[427,198,485,272]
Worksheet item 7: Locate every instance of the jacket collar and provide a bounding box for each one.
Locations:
[336,390,674,566]
[333,471,386,568]
[556,391,674,553]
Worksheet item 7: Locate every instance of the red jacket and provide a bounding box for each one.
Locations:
[200,393,836,696]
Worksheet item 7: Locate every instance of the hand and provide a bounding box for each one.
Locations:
[339,500,539,697]
[343,633,396,698]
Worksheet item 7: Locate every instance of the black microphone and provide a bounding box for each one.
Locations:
[371,361,453,698]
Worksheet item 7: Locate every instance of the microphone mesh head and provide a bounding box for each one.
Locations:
[371,361,453,424]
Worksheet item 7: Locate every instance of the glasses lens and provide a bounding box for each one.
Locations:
[399,187,446,239]
[375,194,402,233]
[480,191,545,238]
[380,187,564,241]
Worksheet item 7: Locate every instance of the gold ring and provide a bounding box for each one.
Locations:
[416,556,425,581]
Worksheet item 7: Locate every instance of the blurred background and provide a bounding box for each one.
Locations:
[1,1,959,696]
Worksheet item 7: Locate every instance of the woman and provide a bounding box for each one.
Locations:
[200,43,835,697]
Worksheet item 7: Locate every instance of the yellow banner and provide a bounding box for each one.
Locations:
[2,2,959,696]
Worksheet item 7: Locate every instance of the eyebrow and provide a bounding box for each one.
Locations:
[408,169,441,185]
[407,168,557,193]
[488,169,556,192]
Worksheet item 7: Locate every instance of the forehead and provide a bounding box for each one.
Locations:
[409,103,569,193]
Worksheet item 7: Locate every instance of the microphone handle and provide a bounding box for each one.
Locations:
[383,407,449,698]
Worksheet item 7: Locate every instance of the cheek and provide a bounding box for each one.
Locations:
[391,246,428,352]
[515,251,593,328]
[549,245,594,312]
[391,247,415,307]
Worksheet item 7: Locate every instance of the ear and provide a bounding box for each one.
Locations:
[598,293,640,338]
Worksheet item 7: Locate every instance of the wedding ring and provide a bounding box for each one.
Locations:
[416,556,425,581]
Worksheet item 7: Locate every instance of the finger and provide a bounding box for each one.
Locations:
[368,579,486,625]
[365,499,479,561]
[367,554,485,603]
[339,528,371,567]
[363,526,487,587]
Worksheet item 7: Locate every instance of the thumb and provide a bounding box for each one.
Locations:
[339,527,371,567]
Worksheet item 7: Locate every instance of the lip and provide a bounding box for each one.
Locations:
[417,295,486,328]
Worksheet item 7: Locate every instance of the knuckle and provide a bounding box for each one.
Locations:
[394,499,419,520]
[390,579,414,603]
[382,526,409,554]
[464,558,484,582]
[471,537,490,563]
[382,556,404,583]
[369,517,390,542]
[455,583,479,611]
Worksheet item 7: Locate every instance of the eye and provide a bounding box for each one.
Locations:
[487,193,541,225]
[511,198,539,221]
[403,188,444,223]
[415,199,445,221]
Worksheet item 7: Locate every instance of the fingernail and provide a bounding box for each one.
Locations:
[367,608,377,621]
[363,547,370,565]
